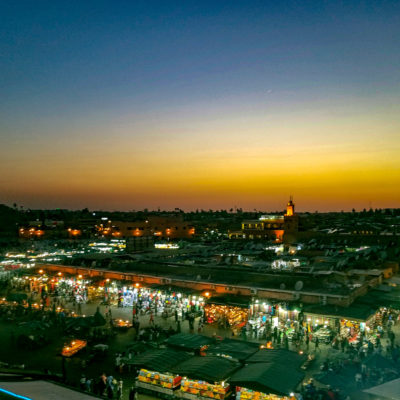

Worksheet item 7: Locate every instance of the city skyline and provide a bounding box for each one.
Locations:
[1,1,399,212]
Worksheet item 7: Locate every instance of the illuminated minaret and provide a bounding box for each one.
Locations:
[286,196,295,217]
[283,196,298,243]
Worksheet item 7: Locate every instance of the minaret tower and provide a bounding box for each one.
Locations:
[283,196,298,243]
[286,196,295,217]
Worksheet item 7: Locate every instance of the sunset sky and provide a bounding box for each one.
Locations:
[1,1,399,212]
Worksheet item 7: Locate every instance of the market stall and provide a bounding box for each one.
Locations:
[250,301,301,330]
[97,280,205,317]
[171,356,240,400]
[337,305,377,345]
[165,333,215,355]
[245,349,307,371]
[180,377,230,400]
[138,369,182,395]
[205,296,251,330]
[112,318,133,330]
[133,349,192,398]
[205,338,259,363]
[146,284,204,317]
[229,362,303,400]
[61,339,87,357]
[303,303,377,345]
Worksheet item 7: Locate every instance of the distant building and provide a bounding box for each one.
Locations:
[67,228,82,238]
[98,216,195,240]
[229,198,299,243]
[126,236,154,253]
[19,226,45,239]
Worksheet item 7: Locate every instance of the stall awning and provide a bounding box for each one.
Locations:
[0,380,99,400]
[363,378,400,399]
[165,333,215,351]
[246,349,307,370]
[229,362,304,396]
[302,303,377,322]
[171,356,240,382]
[357,289,400,311]
[149,284,199,295]
[206,338,259,362]
[206,295,251,308]
[128,348,191,372]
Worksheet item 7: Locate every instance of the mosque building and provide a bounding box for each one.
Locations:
[228,198,299,243]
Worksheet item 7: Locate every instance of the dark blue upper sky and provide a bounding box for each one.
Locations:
[1,1,399,210]
[1,0,399,120]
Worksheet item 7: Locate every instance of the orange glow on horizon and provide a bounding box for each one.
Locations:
[1,101,399,212]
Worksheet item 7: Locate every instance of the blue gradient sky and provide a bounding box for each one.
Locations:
[1,1,399,211]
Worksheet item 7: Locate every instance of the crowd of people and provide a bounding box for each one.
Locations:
[1,271,400,400]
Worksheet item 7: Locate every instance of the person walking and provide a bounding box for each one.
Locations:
[174,309,178,322]
[117,379,123,399]
[85,378,92,393]
[80,375,86,390]
[389,331,395,348]
[129,386,136,400]
[315,336,320,351]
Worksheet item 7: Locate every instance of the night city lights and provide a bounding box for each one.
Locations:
[0,1,399,400]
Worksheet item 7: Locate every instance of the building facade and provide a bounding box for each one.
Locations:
[98,216,195,240]
[229,198,299,243]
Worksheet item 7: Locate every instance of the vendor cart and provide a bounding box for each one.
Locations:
[136,368,181,400]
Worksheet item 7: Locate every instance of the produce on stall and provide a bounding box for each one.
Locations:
[311,327,333,344]
[171,356,240,400]
[133,349,192,397]
[235,386,290,400]
[138,368,181,389]
[180,378,230,399]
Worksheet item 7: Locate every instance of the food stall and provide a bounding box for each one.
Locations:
[229,362,303,400]
[205,296,251,329]
[235,387,291,400]
[205,338,259,363]
[171,356,240,400]
[112,318,133,330]
[61,339,87,357]
[310,327,334,344]
[250,301,301,330]
[145,284,204,317]
[138,368,182,395]
[180,378,230,400]
[101,281,204,316]
[133,349,192,398]
[165,333,215,356]
[303,303,377,344]
[245,349,306,371]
